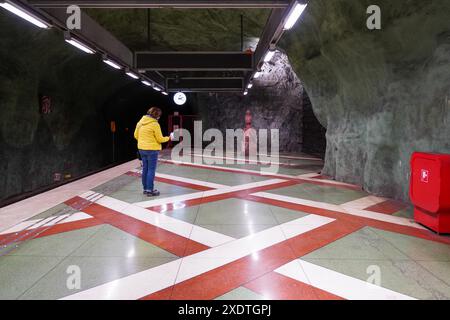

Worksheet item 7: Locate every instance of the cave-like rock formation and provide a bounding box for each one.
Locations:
[2,2,449,204]
[281,0,450,201]
[0,14,133,202]
[196,52,304,153]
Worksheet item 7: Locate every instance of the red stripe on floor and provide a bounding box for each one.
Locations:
[156,176,215,191]
[159,159,361,190]
[65,197,209,257]
[140,220,361,300]
[243,272,343,300]
[243,194,450,245]
[148,180,299,212]
[364,200,408,215]
[0,218,103,243]
[126,171,215,191]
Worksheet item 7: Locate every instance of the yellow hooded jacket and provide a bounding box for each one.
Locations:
[134,116,169,151]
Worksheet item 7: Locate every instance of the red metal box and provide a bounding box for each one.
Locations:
[410,152,450,233]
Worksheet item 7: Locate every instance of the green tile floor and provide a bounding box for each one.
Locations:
[0,225,178,300]
[267,182,368,205]
[302,227,450,300]
[164,198,309,239]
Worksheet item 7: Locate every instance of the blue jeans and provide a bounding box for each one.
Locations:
[139,150,159,192]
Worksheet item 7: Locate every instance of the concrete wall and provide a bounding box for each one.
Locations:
[281,0,450,201]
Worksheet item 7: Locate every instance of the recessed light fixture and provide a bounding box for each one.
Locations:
[162,92,169,96]
[0,1,50,29]
[253,71,262,79]
[125,70,139,79]
[102,56,121,70]
[64,33,95,54]
[153,86,162,92]
[247,83,253,89]
[284,2,307,30]
[243,90,249,96]
[141,80,152,86]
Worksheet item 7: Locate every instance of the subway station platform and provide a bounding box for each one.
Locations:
[1,152,449,300]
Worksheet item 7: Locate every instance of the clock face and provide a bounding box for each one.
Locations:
[174,92,187,105]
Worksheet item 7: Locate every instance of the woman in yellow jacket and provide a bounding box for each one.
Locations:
[134,107,170,196]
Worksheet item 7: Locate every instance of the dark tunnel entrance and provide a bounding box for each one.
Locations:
[0,1,329,207]
[103,83,326,164]
[102,83,198,165]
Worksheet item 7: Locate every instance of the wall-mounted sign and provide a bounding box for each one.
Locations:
[39,95,52,114]
[174,92,187,106]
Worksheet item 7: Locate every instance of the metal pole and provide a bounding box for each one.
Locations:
[240,14,244,51]
[147,8,151,50]
[112,132,115,162]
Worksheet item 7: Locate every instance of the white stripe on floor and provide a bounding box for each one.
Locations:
[159,158,301,179]
[0,160,140,233]
[78,193,235,248]
[132,178,287,208]
[61,214,334,300]
[184,153,314,167]
[0,212,93,235]
[156,172,226,189]
[341,195,388,210]
[252,192,424,230]
[130,170,228,190]
[275,259,415,300]
[159,158,360,189]
[295,174,359,188]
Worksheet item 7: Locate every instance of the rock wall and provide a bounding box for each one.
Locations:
[0,14,133,204]
[281,0,450,201]
[302,91,326,157]
[196,52,304,153]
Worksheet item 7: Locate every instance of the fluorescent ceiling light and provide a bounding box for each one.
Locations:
[0,2,50,29]
[103,58,121,70]
[253,71,261,79]
[247,83,253,89]
[153,86,162,92]
[264,50,275,62]
[162,92,168,96]
[141,80,152,86]
[126,71,139,79]
[64,37,95,54]
[243,90,248,96]
[284,3,307,30]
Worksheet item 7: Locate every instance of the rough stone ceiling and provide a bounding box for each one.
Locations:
[85,8,271,51]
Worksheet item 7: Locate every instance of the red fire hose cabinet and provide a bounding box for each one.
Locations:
[410,152,450,234]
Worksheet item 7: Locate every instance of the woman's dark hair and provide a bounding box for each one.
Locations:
[147,107,162,119]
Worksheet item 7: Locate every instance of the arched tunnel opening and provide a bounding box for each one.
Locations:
[102,83,199,164]
[0,0,449,303]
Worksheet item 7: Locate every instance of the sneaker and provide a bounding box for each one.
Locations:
[143,190,151,195]
[147,189,160,197]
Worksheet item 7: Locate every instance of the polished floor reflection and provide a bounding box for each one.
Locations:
[1,151,449,300]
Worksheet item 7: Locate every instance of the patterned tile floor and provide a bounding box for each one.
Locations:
[0,151,449,300]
